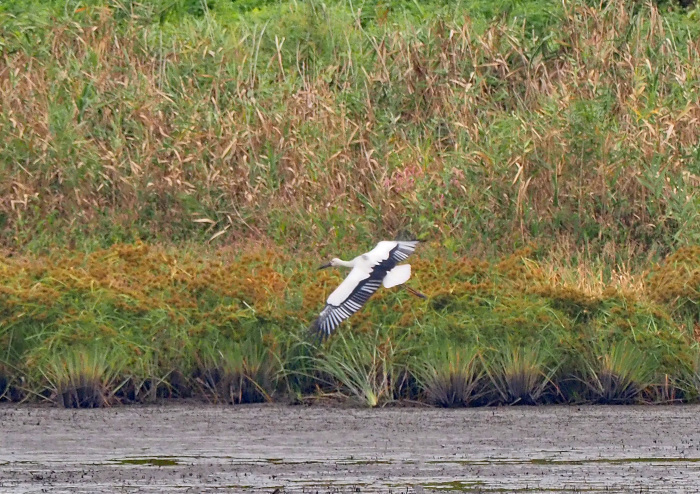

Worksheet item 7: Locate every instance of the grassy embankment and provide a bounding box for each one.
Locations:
[1,0,699,407]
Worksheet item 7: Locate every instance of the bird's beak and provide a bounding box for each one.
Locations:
[318,262,332,270]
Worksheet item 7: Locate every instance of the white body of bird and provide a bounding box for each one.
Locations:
[314,240,422,337]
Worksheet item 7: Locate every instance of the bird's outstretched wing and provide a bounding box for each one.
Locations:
[315,266,382,337]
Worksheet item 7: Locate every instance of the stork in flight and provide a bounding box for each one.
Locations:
[312,240,426,338]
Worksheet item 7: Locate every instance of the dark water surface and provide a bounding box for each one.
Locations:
[2,403,700,493]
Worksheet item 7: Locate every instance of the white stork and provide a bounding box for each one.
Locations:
[313,240,425,337]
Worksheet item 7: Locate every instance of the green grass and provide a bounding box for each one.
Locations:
[310,329,411,407]
[484,343,558,405]
[413,342,485,407]
[37,344,123,408]
[581,342,657,404]
[193,330,278,403]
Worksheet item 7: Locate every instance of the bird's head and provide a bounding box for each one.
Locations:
[318,258,341,270]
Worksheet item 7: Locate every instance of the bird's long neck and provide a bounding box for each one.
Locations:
[336,259,355,268]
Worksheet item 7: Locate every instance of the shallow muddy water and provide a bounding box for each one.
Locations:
[2,403,700,493]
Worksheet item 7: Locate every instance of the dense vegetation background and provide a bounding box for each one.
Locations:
[1,0,699,407]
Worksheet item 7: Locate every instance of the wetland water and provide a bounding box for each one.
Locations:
[2,404,700,493]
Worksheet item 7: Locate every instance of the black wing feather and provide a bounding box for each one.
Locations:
[389,241,418,263]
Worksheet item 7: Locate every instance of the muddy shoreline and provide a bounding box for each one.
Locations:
[2,403,700,492]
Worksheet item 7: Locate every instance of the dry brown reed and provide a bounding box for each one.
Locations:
[1,2,698,258]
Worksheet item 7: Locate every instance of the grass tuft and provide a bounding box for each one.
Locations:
[484,344,557,405]
[194,332,277,404]
[117,350,178,404]
[583,342,656,404]
[312,330,408,407]
[414,342,484,407]
[38,345,122,408]
[0,364,14,401]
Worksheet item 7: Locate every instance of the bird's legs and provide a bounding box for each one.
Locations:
[404,285,427,299]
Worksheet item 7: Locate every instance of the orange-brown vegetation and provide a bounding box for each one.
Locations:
[0,242,697,406]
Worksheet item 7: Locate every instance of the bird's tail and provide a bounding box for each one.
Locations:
[405,285,427,299]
